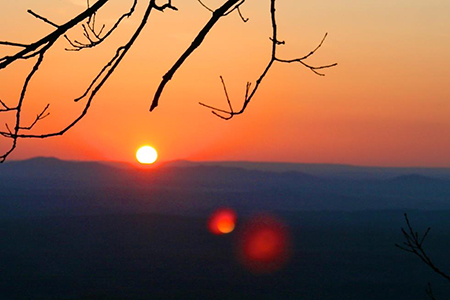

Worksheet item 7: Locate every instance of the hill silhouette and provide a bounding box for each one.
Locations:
[2,158,450,299]
[1,157,450,219]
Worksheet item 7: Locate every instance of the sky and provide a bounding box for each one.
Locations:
[0,0,449,167]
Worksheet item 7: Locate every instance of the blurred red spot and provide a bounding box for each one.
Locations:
[237,214,291,274]
[208,208,237,235]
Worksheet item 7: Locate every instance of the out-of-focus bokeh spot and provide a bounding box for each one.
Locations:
[208,208,237,235]
[237,214,292,274]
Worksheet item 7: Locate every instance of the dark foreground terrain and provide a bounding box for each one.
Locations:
[1,158,450,299]
[1,211,450,300]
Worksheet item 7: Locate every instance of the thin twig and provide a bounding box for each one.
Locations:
[0,99,16,112]
[0,0,110,70]
[64,0,139,51]
[1,0,175,162]
[224,0,246,16]
[198,0,336,119]
[395,213,450,282]
[0,41,29,47]
[237,7,249,22]
[27,10,60,28]
[426,282,437,300]
[150,0,242,112]
[5,1,159,142]
[1,0,335,162]
[198,0,214,13]
[18,104,50,130]
[275,33,338,76]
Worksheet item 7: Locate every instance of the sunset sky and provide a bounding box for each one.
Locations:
[1,0,449,167]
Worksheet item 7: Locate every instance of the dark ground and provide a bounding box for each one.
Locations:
[1,211,450,300]
[1,158,450,299]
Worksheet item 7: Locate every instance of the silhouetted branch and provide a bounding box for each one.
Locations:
[199,76,236,120]
[197,0,247,22]
[150,0,242,112]
[0,0,109,70]
[223,0,245,16]
[236,6,249,22]
[197,0,214,13]
[154,0,178,12]
[198,0,336,119]
[219,76,233,113]
[396,213,450,282]
[426,282,437,300]
[0,0,170,162]
[6,2,158,141]
[1,0,336,162]
[0,41,29,48]
[0,41,50,162]
[64,0,139,51]
[18,104,50,131]
[27,9,60,28]
[275,33,337,76]
[0,0,111,163]
[0,99,15,112]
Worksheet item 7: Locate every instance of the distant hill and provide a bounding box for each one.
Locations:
[0,157,117,179]
[2,158,450,300]
[1,157,450,219]
[162,160,450,180]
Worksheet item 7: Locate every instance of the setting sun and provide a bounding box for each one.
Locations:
[136,146,158,164]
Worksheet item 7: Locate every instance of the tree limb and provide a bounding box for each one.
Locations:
[198,0,336,119]
[0,0,109,70]
[396,213,450,282]
[1,0,336,162]
[150,0,242,112]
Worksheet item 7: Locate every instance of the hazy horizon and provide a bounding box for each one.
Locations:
[6,155,450,170]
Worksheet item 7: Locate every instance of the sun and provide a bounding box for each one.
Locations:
[136,145,158,164]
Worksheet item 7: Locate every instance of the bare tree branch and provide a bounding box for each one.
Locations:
[223,0,246,16]
[395,213,450,282]
[0,41,50,162]
[426,282,437,300]
[150,0,243,112]
[275,33,337,76]
[27,9,60,28]
[0,99,15,112]
[153,0,178,12]
[64,0,137,51]
[197,0,214,13]
[237,6,249,22]
[0,41,29,48]
[198,0,336,119]
[4,2,158,142]
[18,104,50,131]
[1,0,336,162]
[0,0,109,70]
[0,0,164,162]
[64,0,139,51]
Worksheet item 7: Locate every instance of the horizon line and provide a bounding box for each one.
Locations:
[5,156,450,170]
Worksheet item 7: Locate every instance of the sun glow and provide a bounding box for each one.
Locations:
[136,146,158,164]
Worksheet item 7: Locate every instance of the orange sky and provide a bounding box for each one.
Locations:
[1,0,449,167]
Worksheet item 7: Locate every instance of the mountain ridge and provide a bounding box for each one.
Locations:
[3,157,450,180]
[1,157,450,219]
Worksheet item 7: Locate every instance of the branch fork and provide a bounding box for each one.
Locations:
[1,0,336,162]
[197,0,337,120]
[396,213,450,299]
